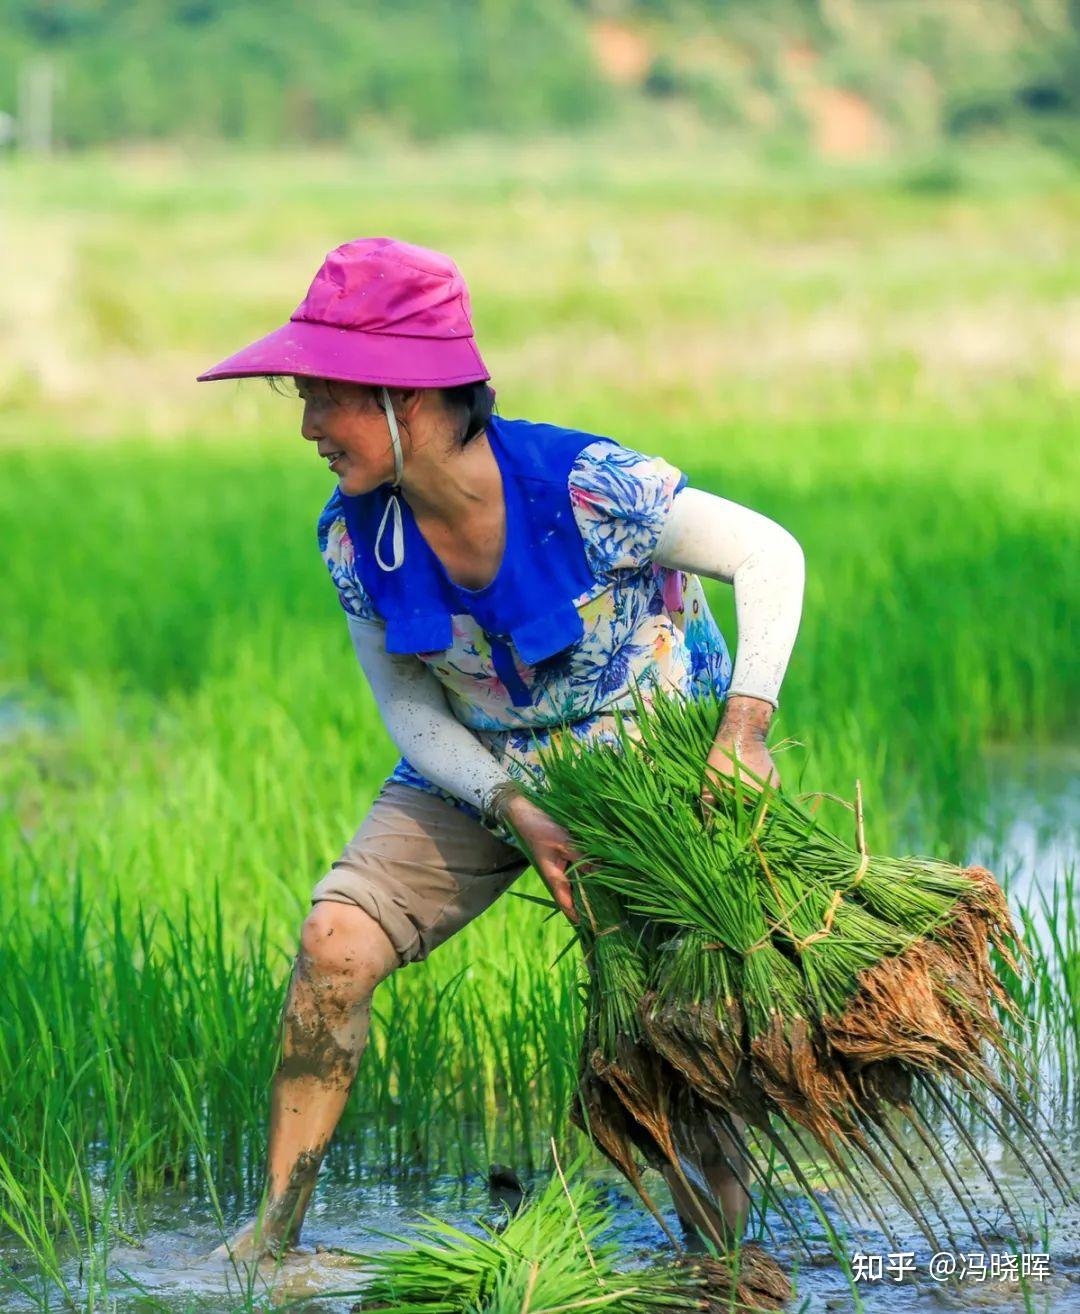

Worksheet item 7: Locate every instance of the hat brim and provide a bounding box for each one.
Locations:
[197,318,490,389]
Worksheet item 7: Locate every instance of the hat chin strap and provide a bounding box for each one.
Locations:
[381,386,405,487]
[374,386,405,572]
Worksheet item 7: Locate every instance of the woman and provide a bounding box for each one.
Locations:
[198,236,805,1259]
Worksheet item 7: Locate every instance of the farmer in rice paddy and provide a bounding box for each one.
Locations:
[198,237,805,1259]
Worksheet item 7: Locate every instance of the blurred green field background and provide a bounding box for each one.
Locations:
[1,142,1078,1296]
[3,142,1077,874]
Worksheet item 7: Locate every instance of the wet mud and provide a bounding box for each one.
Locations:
[3,1154,1076,1313]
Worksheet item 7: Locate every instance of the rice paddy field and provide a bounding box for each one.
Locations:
[1,135,1078,1311]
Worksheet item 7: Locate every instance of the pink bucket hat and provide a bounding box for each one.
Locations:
[197,237,489,389]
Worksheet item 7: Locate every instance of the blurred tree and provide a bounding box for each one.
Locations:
[0,0,607,145]
[0,0,1076,151]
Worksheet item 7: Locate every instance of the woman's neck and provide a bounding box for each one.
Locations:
[398,423,506,590]
[399,427,498,526]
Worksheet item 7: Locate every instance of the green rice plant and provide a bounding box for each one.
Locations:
[532,722,809,1070]
[0,1120,157,1313]
[0,887,588,1281]
[992,866,1079,1105]
[342,1154,790,1314]
[1029,870,1080,1088]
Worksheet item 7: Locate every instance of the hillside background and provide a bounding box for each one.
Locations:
[2,0,1079,158]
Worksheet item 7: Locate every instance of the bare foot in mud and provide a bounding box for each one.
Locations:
[210,1148,326,1265]
[209,1216,297,1265]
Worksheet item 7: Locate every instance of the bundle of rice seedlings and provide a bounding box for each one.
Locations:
[520,690,1071,1255]
[346,1154,791,1314]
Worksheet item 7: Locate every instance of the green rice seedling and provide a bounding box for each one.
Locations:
[0,881,586,1285]
[564,882,693,1235]
[0,1119,159,1313]
[632,688,1026,1052]
[525,689,1072,1259]
[343,1155,791,1313]
[1024,870,1080,1093]
[530,725,810,1093]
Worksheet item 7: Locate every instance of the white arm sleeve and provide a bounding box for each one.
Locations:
[651,486,805,707]
[347,614,515,812]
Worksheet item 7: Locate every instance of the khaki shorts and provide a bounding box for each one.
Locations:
[310,782,529,966]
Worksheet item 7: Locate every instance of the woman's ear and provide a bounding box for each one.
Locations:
[394,388,422,419]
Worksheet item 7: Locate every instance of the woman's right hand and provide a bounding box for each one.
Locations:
[500,793,581,924]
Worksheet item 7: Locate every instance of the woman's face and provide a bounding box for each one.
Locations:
[296,377,394,496]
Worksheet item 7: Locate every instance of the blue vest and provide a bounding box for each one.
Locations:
[339,415,608,707]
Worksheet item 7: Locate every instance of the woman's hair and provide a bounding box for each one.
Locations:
[442,381,496,446]
[271,375,496,446]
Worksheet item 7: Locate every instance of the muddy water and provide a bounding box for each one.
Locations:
[974,745,1080,931]
[5,1147,1077,1313]
[2,754,1078,1313]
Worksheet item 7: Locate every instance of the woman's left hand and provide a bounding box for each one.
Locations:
[702,694,779,806]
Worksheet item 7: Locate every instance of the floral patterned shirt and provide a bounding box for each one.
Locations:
[317,440,732,822]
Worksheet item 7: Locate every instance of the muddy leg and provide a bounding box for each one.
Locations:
[662,1114,750,1250]
[216,901,399,1261]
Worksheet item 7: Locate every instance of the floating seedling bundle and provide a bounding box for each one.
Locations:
[523,693,1070,1257]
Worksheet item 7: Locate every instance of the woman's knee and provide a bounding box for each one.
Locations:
[298,901,399,992]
